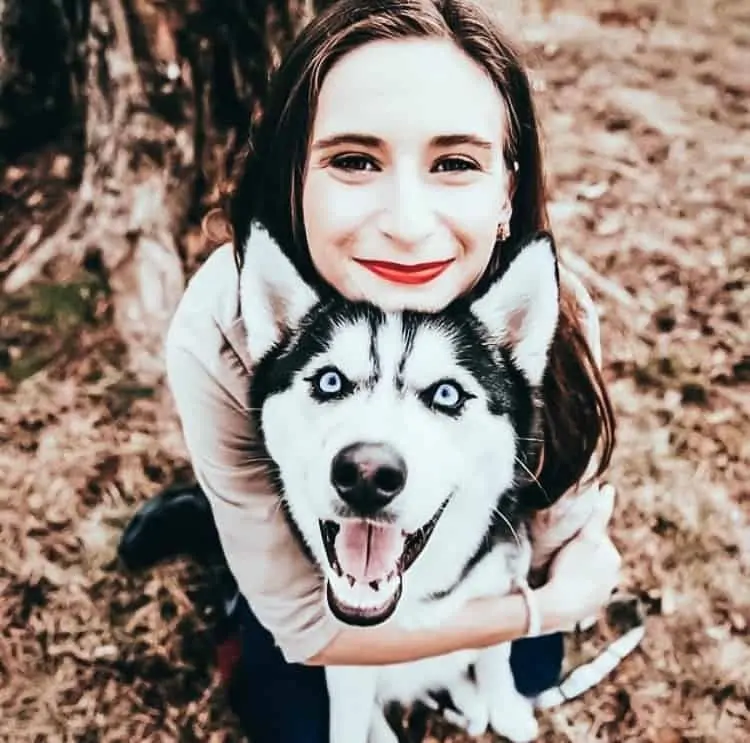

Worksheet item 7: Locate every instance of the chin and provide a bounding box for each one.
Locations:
[352,271,462,313]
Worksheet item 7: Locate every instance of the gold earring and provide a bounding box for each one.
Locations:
[497,222,510,241]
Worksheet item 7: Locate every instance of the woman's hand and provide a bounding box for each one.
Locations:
[536,483,622,633]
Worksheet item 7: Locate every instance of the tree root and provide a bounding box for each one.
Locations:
[3,0,315,380]
[4,0,195,382]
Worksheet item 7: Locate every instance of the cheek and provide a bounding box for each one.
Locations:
[440,182,503,221]
[301,171,328,255]
[303,173,359,288]
[403,409,516,491]
[464,416,518,501]
[390,404,464,504]
[379,405,515,530]
[262,392,332,468]
[303,170,374,245]
[260,395,299,471]
[439,177,508,258]
[261,392,343,513]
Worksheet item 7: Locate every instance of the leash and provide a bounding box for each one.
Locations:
[413,610,646,731]
[534,622,645,709]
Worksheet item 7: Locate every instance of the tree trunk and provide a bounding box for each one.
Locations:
[1,0,313,382]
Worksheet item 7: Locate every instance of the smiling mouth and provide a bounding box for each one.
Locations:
[318,501,449,626]
[355,258,454,286]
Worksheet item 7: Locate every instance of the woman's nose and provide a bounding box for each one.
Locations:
[378,169,436,248]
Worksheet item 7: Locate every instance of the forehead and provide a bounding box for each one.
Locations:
[313,38,506,147]
[318,313,483,390]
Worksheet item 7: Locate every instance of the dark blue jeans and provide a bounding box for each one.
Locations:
[227,594,563,742]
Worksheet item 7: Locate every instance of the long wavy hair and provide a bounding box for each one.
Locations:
[213,0,615,508]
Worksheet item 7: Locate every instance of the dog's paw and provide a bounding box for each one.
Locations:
[462,705,490,737]
[446,691,489,737]
[488,698,539,743]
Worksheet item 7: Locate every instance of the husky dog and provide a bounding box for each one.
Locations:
[239,224,561,743]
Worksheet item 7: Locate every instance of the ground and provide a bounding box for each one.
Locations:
[0,0,748,741]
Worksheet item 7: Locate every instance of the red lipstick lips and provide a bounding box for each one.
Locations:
[355,258,453,285]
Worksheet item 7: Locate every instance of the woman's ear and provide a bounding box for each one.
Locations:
[496,195,513,241]
[201,208,234,248]
[498,170,514,229]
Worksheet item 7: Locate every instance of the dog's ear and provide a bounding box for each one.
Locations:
[239,224,319,362]
[470,232,560,387]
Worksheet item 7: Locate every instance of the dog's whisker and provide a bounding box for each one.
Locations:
[491,506,521,549]
[271,497,286,518]
[515,455,552,505]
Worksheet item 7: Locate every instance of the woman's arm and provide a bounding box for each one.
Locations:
[168,331,619,668]
[164,250,344,665]
[310,484,620,666]
[166,337,340,664]
[307,592,538,666]
[313,270,621,667]
[308,591,559,666]
[164,248,618,667]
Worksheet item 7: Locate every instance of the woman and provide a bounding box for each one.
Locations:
[120,0,621,740]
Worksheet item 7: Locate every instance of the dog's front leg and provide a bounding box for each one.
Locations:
[474,643,539,743]
[326,665,378,743]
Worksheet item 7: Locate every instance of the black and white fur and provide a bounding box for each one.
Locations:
[239,224,561,743]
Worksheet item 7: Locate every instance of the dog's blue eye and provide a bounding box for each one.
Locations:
[305,366,352,401]
[318,370,342,394]
[422,380,472,416]
[433,382,462,408]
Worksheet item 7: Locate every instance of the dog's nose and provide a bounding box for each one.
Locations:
[330,442,407,513]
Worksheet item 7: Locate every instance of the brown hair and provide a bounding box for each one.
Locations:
[220,0,615,508]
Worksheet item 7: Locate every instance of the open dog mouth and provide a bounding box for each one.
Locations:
[319,500,449,626]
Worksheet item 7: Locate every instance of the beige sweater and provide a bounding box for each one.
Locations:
[165,242,602,663]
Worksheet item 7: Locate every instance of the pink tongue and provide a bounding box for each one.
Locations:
[335,522,405,583]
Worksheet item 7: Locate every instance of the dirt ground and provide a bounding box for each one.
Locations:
[1,0,748,741]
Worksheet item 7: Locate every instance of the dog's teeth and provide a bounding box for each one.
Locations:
[369,580,380,591]
[346,574,356,588]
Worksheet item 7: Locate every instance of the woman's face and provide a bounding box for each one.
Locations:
[302,38,512,313]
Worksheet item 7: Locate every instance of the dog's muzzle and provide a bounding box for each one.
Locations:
[319,441,449,626]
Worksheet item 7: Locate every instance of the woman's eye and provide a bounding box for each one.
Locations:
[433,157,479,173]
[330,154,378,172]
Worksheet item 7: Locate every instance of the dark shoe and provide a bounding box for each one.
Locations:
[118,482,226,570]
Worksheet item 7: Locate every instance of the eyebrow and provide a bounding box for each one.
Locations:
[311,133,494,151]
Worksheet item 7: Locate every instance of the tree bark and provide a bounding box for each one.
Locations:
[1,0,313,382]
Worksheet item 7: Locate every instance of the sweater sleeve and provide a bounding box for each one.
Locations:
[164,269,341,664]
